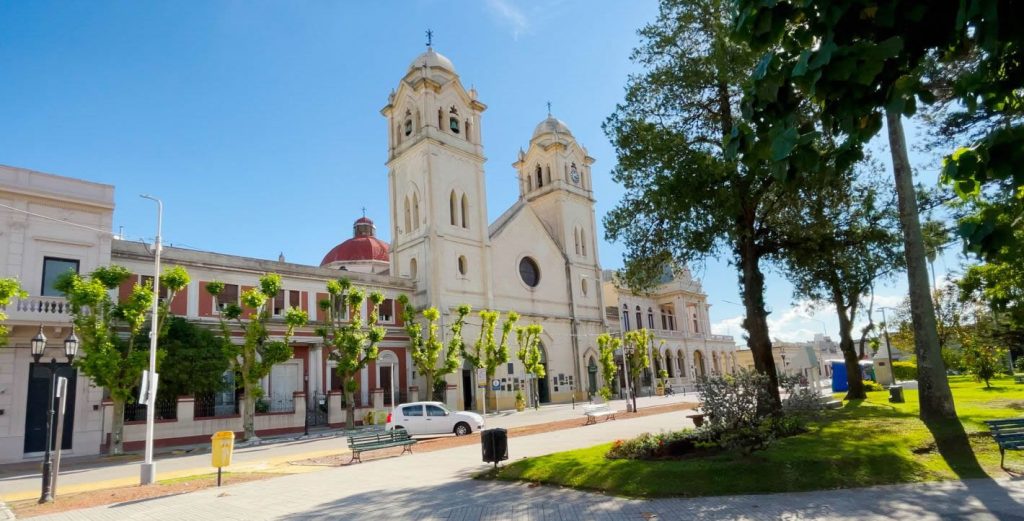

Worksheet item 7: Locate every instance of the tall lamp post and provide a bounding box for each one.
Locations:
[879,307,897,386]
[30,325,79,504]
[140,194,162,485]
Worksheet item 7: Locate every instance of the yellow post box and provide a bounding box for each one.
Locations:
[211,431,235,486]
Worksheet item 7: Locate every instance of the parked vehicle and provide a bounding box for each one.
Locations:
[385,401,484,436]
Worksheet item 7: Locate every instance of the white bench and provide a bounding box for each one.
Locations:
[583,403,616,425]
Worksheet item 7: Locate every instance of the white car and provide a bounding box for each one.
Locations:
[385,401,484,436]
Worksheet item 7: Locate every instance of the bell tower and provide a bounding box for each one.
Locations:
[382,43,493,311]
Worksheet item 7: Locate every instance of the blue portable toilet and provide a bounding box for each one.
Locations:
[830,360,848,392]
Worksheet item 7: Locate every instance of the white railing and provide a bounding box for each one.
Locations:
[651,330,735,342]
[1,296,72,322]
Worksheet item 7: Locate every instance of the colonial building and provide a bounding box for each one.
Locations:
[601,269,741,394]
[0,46,737,461]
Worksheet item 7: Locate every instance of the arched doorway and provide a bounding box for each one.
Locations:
[694,350,707,378]
[713,352,721,374]
[461,358,475,410]
[587,356,598,396]
[677,349,686,377]
[665,350,674,378]
[378,350,399,408]
[537,343,550,404]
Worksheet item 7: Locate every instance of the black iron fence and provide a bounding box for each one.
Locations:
[193,393,239,418]
[124,396,178,422]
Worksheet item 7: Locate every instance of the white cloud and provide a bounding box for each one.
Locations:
[486,0,529,39]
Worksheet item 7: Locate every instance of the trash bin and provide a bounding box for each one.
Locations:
[211,431,235,486]
[481,428,508,468]
[888,385,905,404]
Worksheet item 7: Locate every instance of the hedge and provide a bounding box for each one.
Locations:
[892,360,918,381]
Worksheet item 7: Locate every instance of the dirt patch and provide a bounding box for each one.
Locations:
[293,401,697,466]
[9,472,276,518]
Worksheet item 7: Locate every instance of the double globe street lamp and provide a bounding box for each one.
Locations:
[30,324,79,504]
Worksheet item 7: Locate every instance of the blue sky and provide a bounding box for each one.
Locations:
[0,1,963,344]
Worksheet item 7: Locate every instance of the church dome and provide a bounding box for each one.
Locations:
[532,116,573,139]
[320,217,390,266]
[408,48,456,74]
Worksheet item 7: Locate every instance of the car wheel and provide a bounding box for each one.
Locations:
[454,422,471,436]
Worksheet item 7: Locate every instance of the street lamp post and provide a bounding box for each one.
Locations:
[140,194,162,485]
[31,325,79,504]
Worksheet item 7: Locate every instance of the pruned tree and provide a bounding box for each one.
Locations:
[515,324,545,410]
[399,296,469,402]
[317,278,384,429]
[596,333,621,401]
[206,273,308,440]
[464,309,519,409]
[622,329,653,400]
[0,278,26,347]
[57,265,188,454]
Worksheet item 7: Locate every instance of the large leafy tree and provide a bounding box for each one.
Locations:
[317,278,384,429]
[206,273,308,440]
[464,310,519,409]
[728,0,1013,421]
[399,297,469,402]
[157,316,231,401]
[604,0,791,411]
[57,265,188,455]
[782,175,903,399]
[0,278,26,347]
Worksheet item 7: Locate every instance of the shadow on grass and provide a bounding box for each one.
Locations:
[924,416,1023,516]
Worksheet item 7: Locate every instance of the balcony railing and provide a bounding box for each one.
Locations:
[1,296,72,322]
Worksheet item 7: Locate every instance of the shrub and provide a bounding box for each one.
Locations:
[892,361,918,381]
[862,381,884,392]
[942,347,965,373]
[695,369,776,452]
[779,374,825,415]
[963,341,1008,388]
[606,430,700,460]
[1014,356,1024,374]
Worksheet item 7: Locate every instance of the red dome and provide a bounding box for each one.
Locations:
[320,216,390,266]
[320,237,390,265]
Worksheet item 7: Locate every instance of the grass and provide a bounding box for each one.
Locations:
[489,376,1022,498]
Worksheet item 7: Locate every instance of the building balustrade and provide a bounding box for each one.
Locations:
[1,296,72,323]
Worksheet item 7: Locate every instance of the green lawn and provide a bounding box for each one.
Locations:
[489,376,1022,498]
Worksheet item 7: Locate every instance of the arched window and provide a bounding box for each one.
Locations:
[404,118,413,136]
[461,194,469,229]
[573,228,580,255]
[647,307,654,329]
[635,306,642,332]
[580,229,587,257]
[449,191,457,226]
[403,196,411,234]
[437,108,443,130]
[545,165,551,184]
[622,304,630,331]
[412,193,420,229]
[457,255,467,276]
[536,165,543,188]
[410,258,417,279]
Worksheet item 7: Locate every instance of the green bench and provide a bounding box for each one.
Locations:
[985,418,1024,470]
[347,429,417,464]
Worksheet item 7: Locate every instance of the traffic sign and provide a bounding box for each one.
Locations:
[491,379,501,391]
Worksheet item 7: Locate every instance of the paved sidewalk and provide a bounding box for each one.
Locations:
[0,394,695,502]
[26,408,1024,521]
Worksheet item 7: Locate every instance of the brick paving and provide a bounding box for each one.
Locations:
[25,408,1024,521]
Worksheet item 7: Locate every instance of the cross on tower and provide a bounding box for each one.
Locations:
[546,101,552,116]
[361,206,367,217]
[426,29,433,48]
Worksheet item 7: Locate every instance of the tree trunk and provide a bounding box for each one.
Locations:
[242,387,256,440]
[886,110,957,422]
[110,397,125,455]
[834,290,866,400]
[344,389,355,430]
[737,220,782,413]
